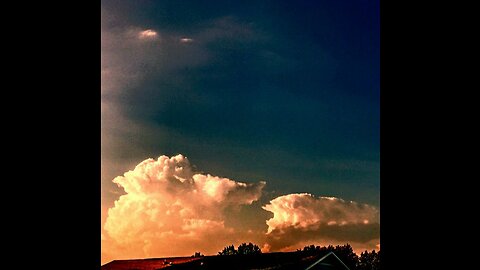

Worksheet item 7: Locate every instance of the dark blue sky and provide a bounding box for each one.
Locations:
[101,0,379,206]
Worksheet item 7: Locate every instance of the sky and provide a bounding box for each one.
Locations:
[101,0,379,265]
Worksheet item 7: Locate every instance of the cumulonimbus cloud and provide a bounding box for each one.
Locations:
[263,193,379,232]
[104,154,266,258]
[262,193,380,252]
[102,155,379,263]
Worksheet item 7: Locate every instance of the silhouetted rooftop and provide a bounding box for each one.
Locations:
[102,251,350,270]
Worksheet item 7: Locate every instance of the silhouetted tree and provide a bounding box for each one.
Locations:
[218,244,238,255]
[332,244,358,270]
[237,242,262,255]
[357,250,380,270]
[192,252,204,257]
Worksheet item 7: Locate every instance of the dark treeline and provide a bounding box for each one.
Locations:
[214,242,380,270]
[297,244,380,270]
[217,242,262,256]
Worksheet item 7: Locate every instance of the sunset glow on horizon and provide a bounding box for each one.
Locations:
[101,154,379,264]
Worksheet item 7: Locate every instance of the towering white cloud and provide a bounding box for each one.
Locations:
[104,154,266,258]
[102,156,380,264]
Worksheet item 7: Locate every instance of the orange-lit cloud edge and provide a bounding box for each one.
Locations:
[101,154,379,265]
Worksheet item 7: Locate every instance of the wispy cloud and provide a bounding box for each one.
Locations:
[100,15,270,206]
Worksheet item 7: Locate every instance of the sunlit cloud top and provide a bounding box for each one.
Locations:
[180,37,194,43]
[138,29,158,39]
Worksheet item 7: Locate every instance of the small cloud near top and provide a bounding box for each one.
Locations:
[139,29,158,39]
[180,37,194,43]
